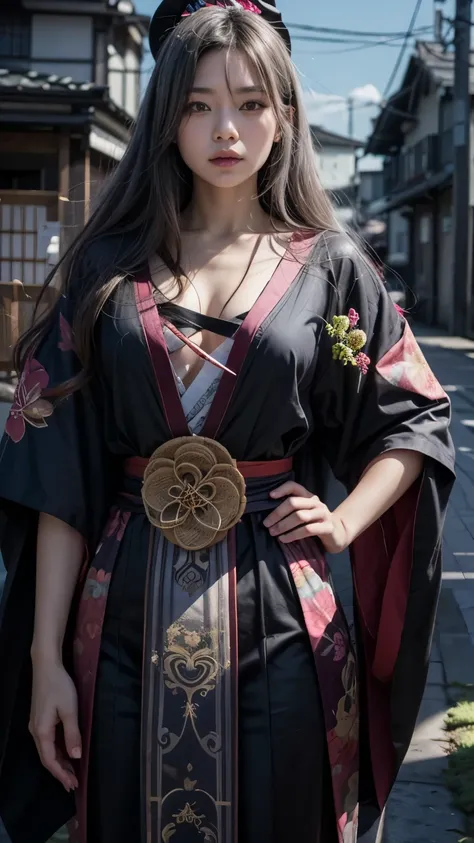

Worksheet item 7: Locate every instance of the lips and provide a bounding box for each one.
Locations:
[210,152,242,161]
[209,153,243,168]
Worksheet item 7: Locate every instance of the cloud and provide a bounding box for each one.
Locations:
[300,89,347,123]
[301,84,381,125]
[349,84,382,105]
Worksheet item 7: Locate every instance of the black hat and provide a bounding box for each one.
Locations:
[148,0,291,59]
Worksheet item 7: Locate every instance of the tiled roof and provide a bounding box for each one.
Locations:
[366,40,474,155]
[417,41,474,93]
[0,68,104,94]
[311,125,363,149]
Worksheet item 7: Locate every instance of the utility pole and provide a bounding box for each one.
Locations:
[347,97,354,138]
[452,0,472,335]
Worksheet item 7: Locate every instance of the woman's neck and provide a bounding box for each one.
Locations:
[181,177,272,237]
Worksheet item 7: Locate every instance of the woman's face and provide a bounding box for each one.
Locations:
[177,48,280,190]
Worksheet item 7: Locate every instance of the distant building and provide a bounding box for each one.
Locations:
[310,126,364,226]
[366,41,474,334]
[358,168,385,223]
[357,168,386,259]
[0,0,148,286]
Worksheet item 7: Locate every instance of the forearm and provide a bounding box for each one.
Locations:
[31,513,84,664]
[334,449,424,545]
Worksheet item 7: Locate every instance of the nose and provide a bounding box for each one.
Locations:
[213,109,239,143]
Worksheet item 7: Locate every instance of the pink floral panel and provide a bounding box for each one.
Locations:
[5,357,53,443]
[376,323,446,401]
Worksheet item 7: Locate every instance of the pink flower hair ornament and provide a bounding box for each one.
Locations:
[182,0,261,15]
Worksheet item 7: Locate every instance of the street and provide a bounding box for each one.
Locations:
[1,323,474,842]
[327,323,474,842]
[386,326,474,843]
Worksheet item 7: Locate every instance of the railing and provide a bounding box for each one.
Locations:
[0,282,56,371]
[383,133,452,194]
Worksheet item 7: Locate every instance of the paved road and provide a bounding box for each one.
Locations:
[384,326,474,843]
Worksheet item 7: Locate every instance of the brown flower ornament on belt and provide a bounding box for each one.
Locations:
[142,436,247,551]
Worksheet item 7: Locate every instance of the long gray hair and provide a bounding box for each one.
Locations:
[15,5,340,389]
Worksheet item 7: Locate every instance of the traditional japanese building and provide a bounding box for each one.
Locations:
[0,0,148,366]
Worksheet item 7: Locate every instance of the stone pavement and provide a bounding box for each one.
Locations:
[328,324,474,842]
[383,326,474,843]
[333,324,474,843]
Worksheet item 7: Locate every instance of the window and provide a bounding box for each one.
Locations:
[0,170,42,190]
[108,36,141,117]
[0,14,30,60]
[396,230,407,254]
[420,214,431,245]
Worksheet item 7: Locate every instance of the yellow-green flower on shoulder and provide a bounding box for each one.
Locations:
[347,329,367,352]
[332,343,357,366]
[326,314,351,340]
[326,311,371,375]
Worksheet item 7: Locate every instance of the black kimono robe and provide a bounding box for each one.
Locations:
[0,231,455,843]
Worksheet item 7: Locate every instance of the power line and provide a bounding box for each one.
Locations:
[292,34,402,44]
[286,22,432,38]
[383,0,424,100]
[294,33,424,56]
[291,32,423,46]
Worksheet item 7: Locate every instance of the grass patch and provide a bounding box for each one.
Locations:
[445,700,474,841]
[447,703,474,732]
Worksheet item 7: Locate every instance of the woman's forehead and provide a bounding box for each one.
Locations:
[193,49,263,90]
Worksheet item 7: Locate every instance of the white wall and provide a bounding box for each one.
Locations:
[125,48,140,118]
[403,84,440,148]
[108,43,140,117]
[315,145,356,191]
[108,45,125,109]
[31,15,93,81]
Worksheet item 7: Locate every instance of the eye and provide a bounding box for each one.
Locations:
[186,101,210,113]
[241,100,266,112]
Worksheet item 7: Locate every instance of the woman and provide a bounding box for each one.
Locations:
[0,3,455,843]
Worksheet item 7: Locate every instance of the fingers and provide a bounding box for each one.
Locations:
[266,507,327,537]
[264,483,334,546]
[30,719,79,792]
[61,709,82,761]
[269,482,314,501]
[263,495,322,530]
[278,521,335,544]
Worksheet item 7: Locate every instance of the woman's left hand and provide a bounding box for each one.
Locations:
[263,481,349,554]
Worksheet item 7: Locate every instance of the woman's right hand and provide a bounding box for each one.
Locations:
[29,659,81,792]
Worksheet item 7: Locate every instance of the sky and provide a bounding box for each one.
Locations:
[136,0,456,163]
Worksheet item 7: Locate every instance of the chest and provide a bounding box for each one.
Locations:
[149,238,288,322]
[98,264,328,455]
[149,239,291,386]
[102,272,324,399]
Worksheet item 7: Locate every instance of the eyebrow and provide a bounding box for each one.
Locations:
[190,85,266,94]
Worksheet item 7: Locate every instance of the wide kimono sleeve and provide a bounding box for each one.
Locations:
[0,290,117,841]
[312,233,455,808]
[0,294,114,550]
